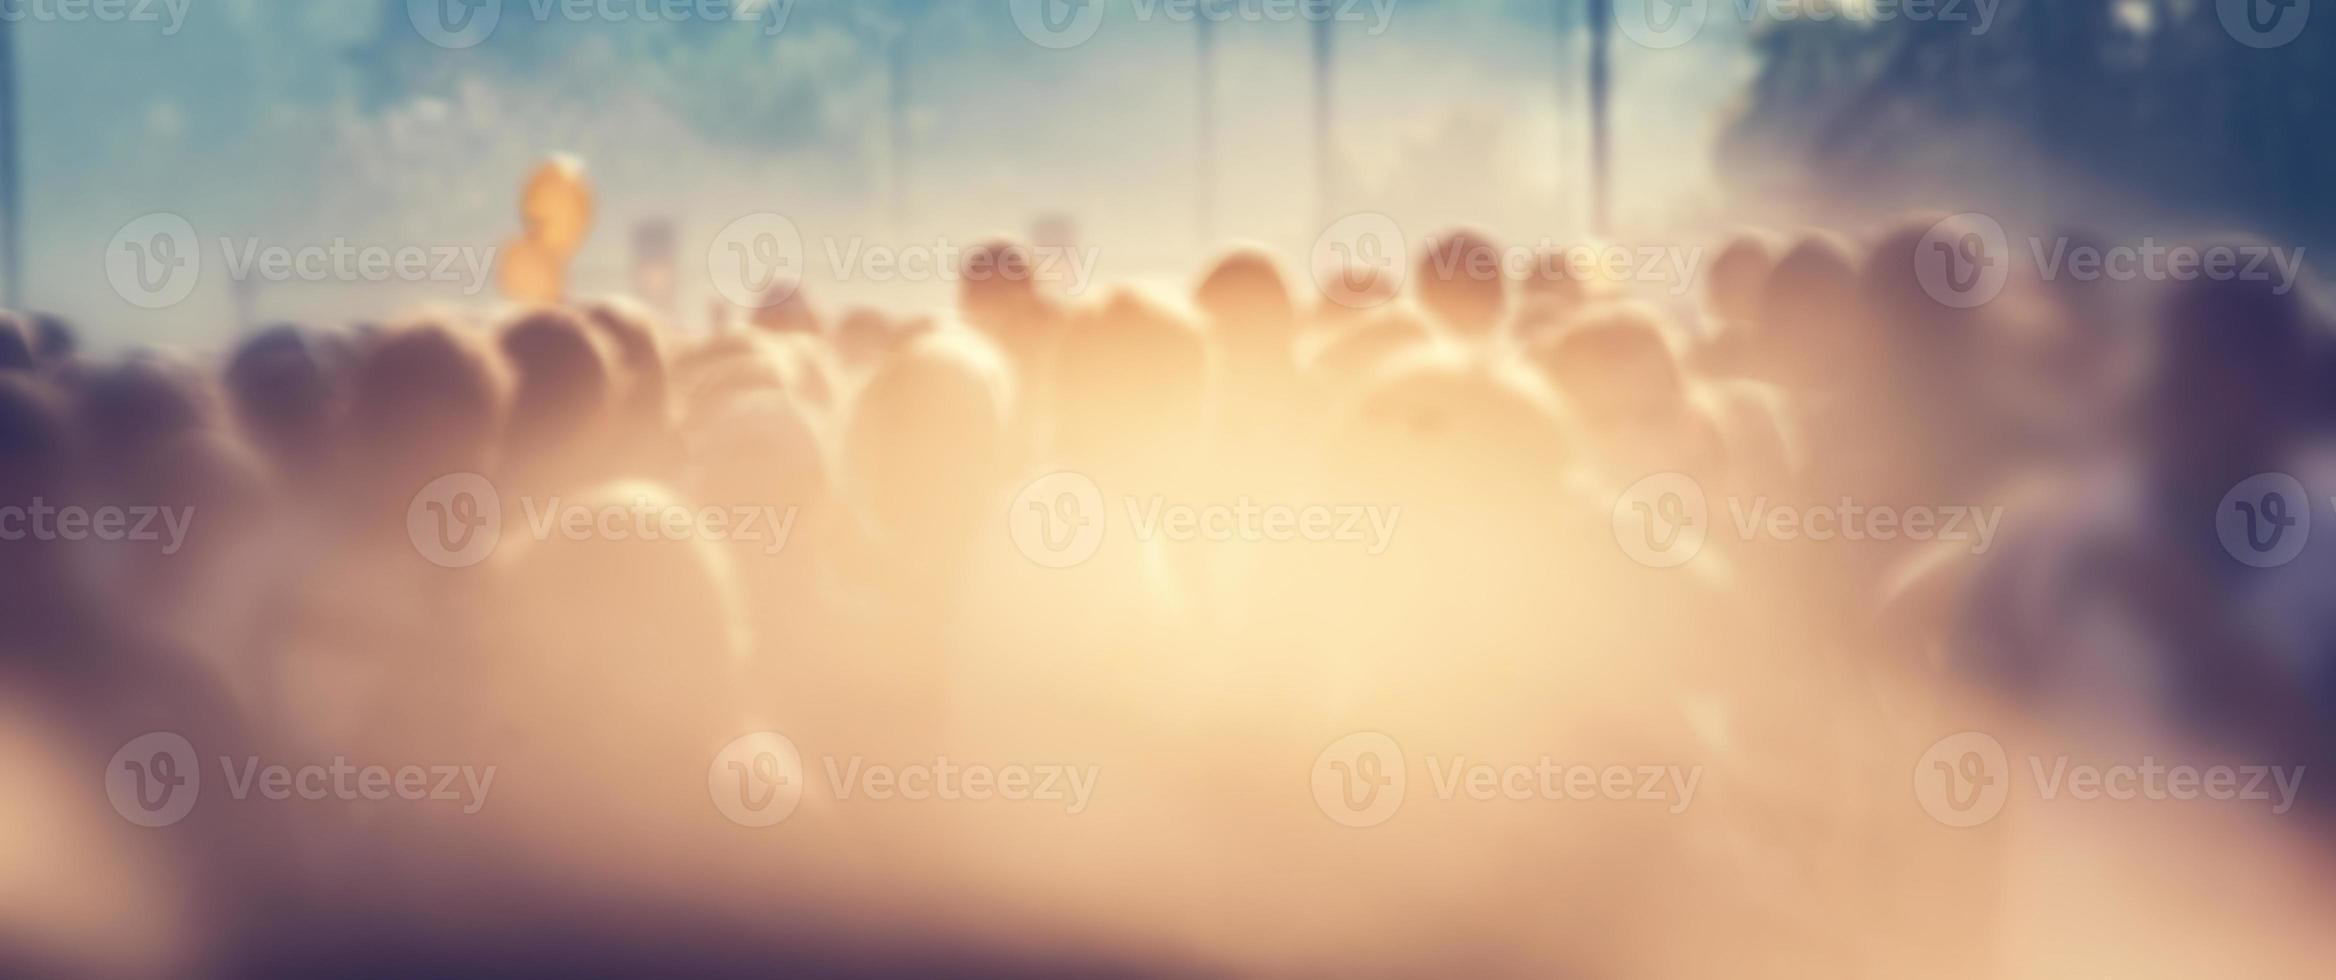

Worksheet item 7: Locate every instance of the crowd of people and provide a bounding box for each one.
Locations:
[3,213,2335,977]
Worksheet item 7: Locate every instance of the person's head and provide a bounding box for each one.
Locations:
[74,353,219,471]
[841,328,1014,548]
[1756,231,1866,389]
[959,239,1057,371]
[692,390,829,522]
[960,239,1040,323]
[1051,288,1211,484]
[28,313,77,364]
[1313,259,1399,324]
[62,428,274,655]
[1331,346,1572,519]
[345,319,509,501]
[1527,301,1687,430]
[748,282,821,335]
[1416,229,1509,338]
[2145,244,2322,481]
[1514,245,1613,336]
[1195,247,1297,366]
[672,333,827,426]
[1707,232,1780,328]
[0,375,76,628]
[225,324,351,479]
[1524,302,1721,480]
[1306,312,1437,392]
[583,298,672,428]
[833,307,905,376]
[0,314,38,372]
[490,479,751,769]
[499,307,617,484]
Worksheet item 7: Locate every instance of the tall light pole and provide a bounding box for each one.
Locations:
[888,29,911,236]
[1554,1,1576,230]
[1197,15,1217,246]
[1587,0,1613,234]
[0,16,20,310]
[1311,8,1335,228]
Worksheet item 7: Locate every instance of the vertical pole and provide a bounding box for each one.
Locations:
[888,30,910,237]
[0,17,20,310]
[1588,0,1613,234]
[1554,1,1574,229]
[1312,12,1334,228]
[1197,16,1216,246]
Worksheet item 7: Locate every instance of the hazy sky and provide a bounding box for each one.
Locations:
[9,0,1753,348]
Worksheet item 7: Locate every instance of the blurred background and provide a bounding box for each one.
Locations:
[6,2,2336,978]
[24,1,2320,344]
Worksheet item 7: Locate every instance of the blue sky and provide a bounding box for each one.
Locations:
[8,0,1752,347]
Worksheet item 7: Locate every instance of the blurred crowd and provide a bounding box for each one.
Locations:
[4,214,2336,978]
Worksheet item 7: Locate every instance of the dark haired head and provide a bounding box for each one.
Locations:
[833,307,906,374]
[1526,301,1686,430]
[0,314,36,372]
[1416,230,1509,338]
[75,353,218,464]
[1195,248,1297,358]
[1707,231,1780,327]
[0,372,71,499]
[1052,289,1210,482]
[29,313,77,362]
[0,375,83,638]
[959,239,1057,370]
[1756,231,1866,388]
[346,320,509,499]
[1306,312,1435,390]
[842,329,1013,548]
[583,298,673,423]
[748,282,821,335]
[499,307,617,484]
[226,324,351,479]
[2147,244,2323,481]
